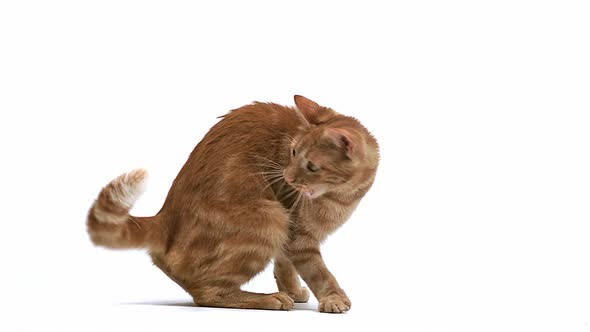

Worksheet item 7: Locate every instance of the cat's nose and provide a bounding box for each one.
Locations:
[285,175,295,184]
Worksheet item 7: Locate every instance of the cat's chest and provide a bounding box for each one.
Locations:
[299,199,360,240]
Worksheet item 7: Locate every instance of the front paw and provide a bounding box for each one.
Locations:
[319,291,351,313]
[288,287,310,303]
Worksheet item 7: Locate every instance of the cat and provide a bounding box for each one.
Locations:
[87,95,379,313]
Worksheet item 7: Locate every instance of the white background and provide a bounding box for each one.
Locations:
[1,1,589,331]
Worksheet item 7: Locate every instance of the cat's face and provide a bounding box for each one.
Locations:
[282,95,378,199]
[283,126,361,199]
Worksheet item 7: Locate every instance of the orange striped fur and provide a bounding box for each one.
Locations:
[87,96,379,313]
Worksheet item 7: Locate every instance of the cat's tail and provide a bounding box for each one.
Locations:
[87,169,161,250]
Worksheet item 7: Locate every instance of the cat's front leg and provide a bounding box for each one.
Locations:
[274,252,310,303]
[287,232,351,313]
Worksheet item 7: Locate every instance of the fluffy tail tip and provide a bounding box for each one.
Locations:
[88,168,150,247]
[115,168,148,209]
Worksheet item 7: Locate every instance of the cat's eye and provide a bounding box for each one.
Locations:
[292,148,296,156]
[306,161,320,172]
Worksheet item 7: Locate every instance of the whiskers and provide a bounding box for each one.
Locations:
[251,154,284,171]
[286,186,313,220]
[249,154,288,193]
[291,191,303,213]
[247,153,312,219]
[261,172,285,192]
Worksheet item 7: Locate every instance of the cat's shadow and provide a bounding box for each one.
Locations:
[122,300,318,312]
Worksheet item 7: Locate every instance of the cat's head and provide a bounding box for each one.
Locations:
[283,95,378,199]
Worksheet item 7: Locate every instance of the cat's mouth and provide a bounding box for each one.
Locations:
[290,183,320,199]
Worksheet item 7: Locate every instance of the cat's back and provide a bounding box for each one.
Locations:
[160,102,299,210]
[217,102,300,134]
[191,102,299,164]
[199,102,298,145]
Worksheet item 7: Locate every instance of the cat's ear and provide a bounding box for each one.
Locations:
[294,95,335,125]
[324,128,364,159]
[294,95,320,118]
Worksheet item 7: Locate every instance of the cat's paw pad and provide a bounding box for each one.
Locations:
[319,293,351,313]
[268,291,295,310]
[288,287,310,303]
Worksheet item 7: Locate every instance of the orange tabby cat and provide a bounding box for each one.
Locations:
[87,96,379,313]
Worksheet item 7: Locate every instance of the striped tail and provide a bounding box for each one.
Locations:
[87,169,159,249]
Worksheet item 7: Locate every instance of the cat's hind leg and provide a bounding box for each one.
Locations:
[191,287,294,310]
[187,200,293,310]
